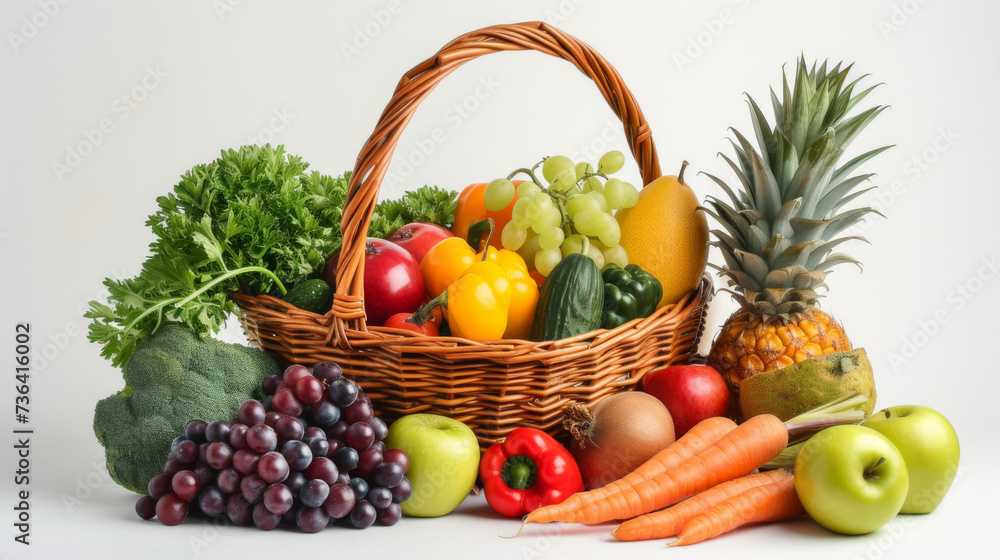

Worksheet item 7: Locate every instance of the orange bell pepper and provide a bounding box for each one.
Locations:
[451,181,522,251]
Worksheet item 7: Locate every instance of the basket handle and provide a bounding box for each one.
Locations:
[333,21,661,342]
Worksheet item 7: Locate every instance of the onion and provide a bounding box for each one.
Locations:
[564,391,675,489]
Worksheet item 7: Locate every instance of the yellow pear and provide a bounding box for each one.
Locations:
[615,161,709,307]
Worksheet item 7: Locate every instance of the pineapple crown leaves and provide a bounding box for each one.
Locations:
[699,56,890,312]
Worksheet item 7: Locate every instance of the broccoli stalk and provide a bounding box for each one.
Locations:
[93,323,279,494]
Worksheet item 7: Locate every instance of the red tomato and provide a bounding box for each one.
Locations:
[383,312,440,336]
[387,222,455,266]
[451,181,521,251]
[324,238,424,327]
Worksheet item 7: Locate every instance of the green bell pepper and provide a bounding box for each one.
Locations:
[600,263,663,329]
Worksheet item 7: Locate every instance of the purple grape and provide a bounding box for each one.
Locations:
[300,479,330,508]
[169,435,186,458]
[336,472,351,486]
[226,494,253,526]
[295,375,325,406]
[272,388,304,417]
[253,502,282,530]
[382,448,409,473]
[275,416,305,442]
[303,457,339,485]
[345,422,375,451]
[155,492,189,526]
[348,477,369,500]
[163,458,185,475]
[327,379,358,408]
[377,502,402,526]
[175,440,198,464]
[240,473,267,504]
[148,472,172,499]
[305,426,326,440]
[229,423,249,450]
[342,399,374,424]
[348,499,376,529]
[356,448,383,478]
[217,468,242,494]
[369,417,388,440]
[237,400,266,426]
[262,374,282,396]
[367,486,392,510]
[263,483,294,515]
[296,506,330,533]
[309,401,341,427]
[305,436,329,458]
[262,395,273,410]
[313,361,343,384]
[258,452,290,484]
[206,441,234,469]
[247,423,278,453]
[198,442,211,464]
[198,485,227,518]
[324,483,356,519]
[135,495,157,520]
[194,463,218,487]
[390,477,412,503]
[373,461,404,488]
[281,500,301,526]
[184,419,208,443]
[333,446,359,472]
[205,420,231,443]
[280,440,313,472]
[233,449,261,475]
[264,411,286,428]
[370,440,386,453]
[325,439,341,458]
[285,471,307,495]
[327,420,349,441]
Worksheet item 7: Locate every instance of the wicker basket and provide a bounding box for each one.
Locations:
[233,21,713,448]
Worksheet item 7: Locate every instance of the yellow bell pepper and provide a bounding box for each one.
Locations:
[445,273,508,341]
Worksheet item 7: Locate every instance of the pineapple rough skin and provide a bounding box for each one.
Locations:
[93,324,278,494]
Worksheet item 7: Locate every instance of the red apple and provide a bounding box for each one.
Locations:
[323,238,424,327]
[641,364,731,437]
[387,222,454,266]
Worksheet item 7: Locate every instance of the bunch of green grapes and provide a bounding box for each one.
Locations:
[482,151,640,277]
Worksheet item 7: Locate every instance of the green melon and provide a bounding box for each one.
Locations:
[738,348,877,422]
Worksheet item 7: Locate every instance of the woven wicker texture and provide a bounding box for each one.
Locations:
[233,21,713,447]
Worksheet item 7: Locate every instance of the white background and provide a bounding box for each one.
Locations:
[2,0,999,558]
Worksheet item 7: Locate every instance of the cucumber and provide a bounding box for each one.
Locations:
[530,253,604,342]
[283,278,333,314]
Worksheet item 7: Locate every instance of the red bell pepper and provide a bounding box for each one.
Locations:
[479,427,584,517]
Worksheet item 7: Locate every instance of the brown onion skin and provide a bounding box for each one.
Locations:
[566,392,675,490]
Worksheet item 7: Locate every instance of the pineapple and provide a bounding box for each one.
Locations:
[703,58,889,402]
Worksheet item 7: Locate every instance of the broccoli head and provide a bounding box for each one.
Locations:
[93,323,279,493]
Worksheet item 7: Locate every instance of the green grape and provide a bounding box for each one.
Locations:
[511,198,533,228]
[549,169,577,193]
[598,150,625,174]
[565,192,601,219]
[560,233,587,258]
[573,210,613,237]
[588,191,611,213]
[501,221,528,251]
[621,181,640,208]
[538,226,565,251]
[583,176,604,194]
[541,155,574,183]
[517,232,541,272]
[530,206,562,235]
[575,162,594,180]
[516,181,542,199]
[597,217,621,247]
[604,178,627,210]
[534,248,563,277]
[484,178,515,211]
[601,243,628,268]
[585,240,606,270]
[529,192,553,215]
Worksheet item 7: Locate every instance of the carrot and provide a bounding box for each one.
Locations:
[525,416,737,524]
[528,413,788,525]
[669,474,804,546]
[611,468,792,541]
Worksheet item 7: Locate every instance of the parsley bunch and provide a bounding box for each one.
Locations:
[87,145,457,367]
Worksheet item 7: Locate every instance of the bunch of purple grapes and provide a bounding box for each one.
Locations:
[134,361,411,532]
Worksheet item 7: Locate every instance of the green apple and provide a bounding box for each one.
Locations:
[862,405,960,513]
[794,425,908,535]
[383,413,480,517]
